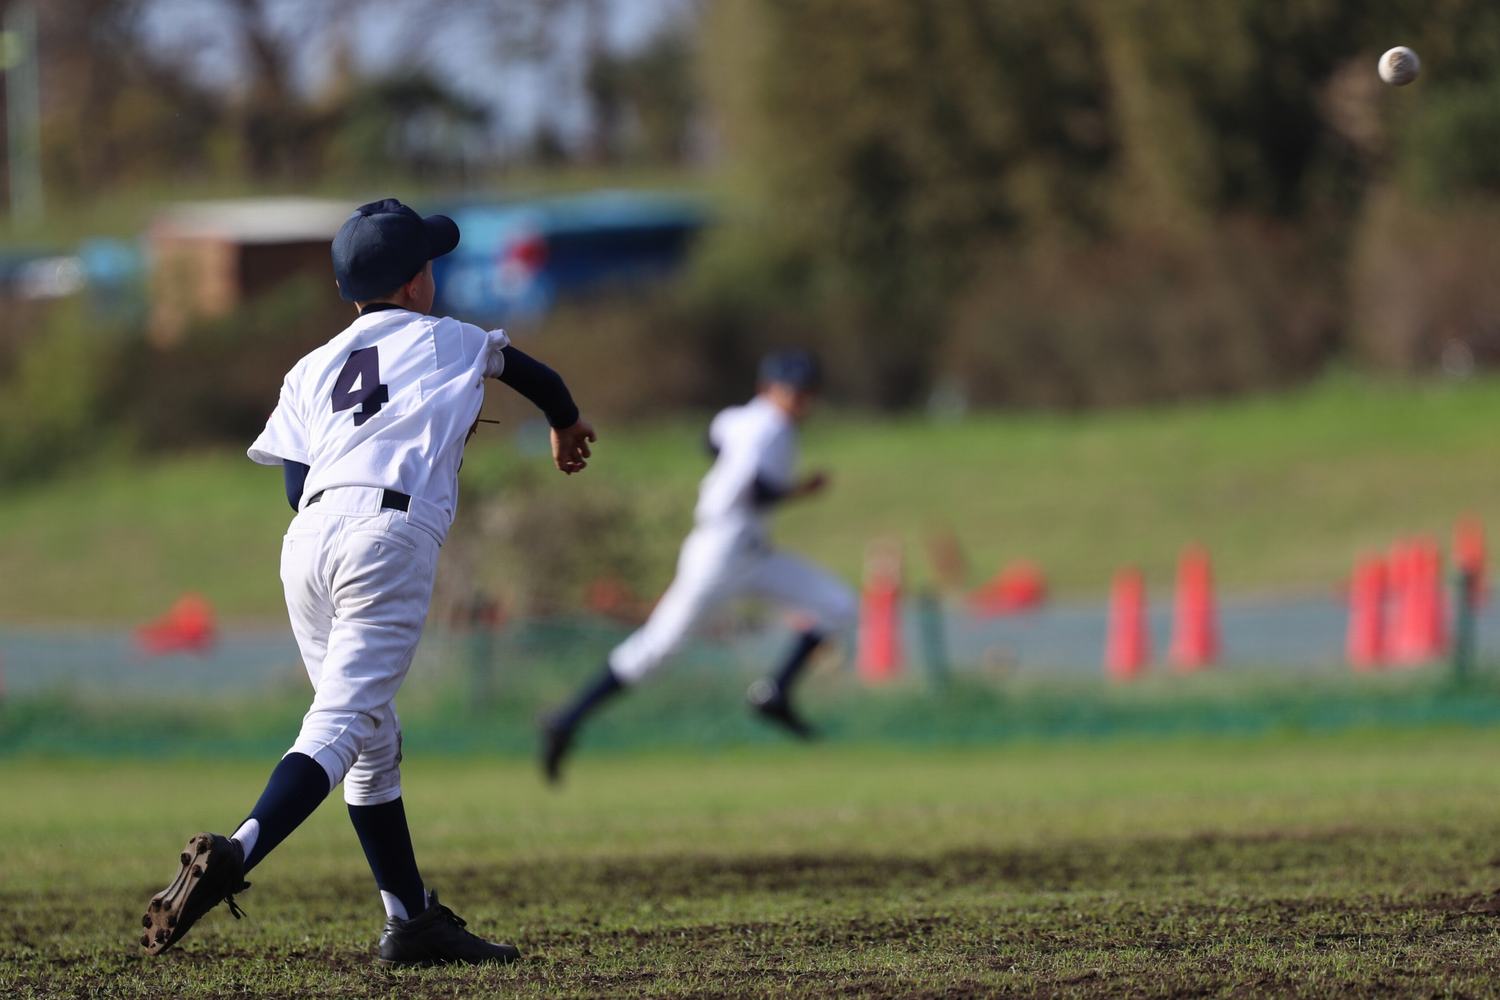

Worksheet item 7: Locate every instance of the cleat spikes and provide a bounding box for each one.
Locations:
[139,832,247,959]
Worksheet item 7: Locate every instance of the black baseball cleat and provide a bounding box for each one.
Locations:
[377,891,520,967]
[747,680,818,740]
[539,715,575,785]
[140,832,250,956]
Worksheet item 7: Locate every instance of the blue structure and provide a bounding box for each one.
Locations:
[431,190,707,324]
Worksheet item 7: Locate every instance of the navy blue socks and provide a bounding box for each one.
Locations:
[555,665,624,731]
[348,797,427,920]
[773,630,825,693]
[234,752,332,872]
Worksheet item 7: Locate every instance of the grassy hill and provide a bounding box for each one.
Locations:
[3,372,1499,623]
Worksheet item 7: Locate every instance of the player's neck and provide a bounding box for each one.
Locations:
[357,301,408,316]
[757,392,800,424]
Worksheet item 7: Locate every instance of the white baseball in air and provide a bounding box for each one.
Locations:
[1378,46,1421,86]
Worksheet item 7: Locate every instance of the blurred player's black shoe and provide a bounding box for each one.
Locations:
[747,680,817,740]
[140,832,250,956]
[376,891,520,966]
[539,716,575,785]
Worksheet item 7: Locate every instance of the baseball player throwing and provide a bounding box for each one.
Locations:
[540,350,855,782]
[138,199,596,965]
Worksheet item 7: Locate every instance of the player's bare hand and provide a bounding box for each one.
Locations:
[797,470,830,497]
[552,418,597,475]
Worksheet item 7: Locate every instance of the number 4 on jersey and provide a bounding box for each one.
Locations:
[332,347,390,426]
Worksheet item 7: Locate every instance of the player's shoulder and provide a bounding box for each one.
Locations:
[709,401,746,433]
[428,313,509,360]
[713,398,785,443]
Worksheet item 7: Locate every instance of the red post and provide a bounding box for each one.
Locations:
[1455,515,1488,607]
[856,540,904,683]
[1345,555,1386,671]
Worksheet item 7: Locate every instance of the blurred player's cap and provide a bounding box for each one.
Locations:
[331,198,461,302]
[759,349,823,391]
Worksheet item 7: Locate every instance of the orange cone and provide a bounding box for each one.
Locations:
[137,593,218,655]
[1104,567,1149,680]
[1169,545,1219,671]
[969,560,1048,617]
[856,540,904,682]
[1384,540,1416,662]
[1345,555,1386,671]
[1417,539,1448,661]
[1392,538,1446,666]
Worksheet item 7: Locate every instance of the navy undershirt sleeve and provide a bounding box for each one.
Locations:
[496,346,580,429]
[283,460,310,512]
[752,476,791,508]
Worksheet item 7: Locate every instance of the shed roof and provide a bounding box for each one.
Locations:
[151,198,353,244]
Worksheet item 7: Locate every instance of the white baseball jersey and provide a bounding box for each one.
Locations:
[248,309,508,544]
[694,396,798,536]
[608,395,857,684]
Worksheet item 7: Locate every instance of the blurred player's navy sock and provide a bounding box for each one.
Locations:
[773,630,824,693]
[348,797,426,920]
[555,665,624,731]
[235,752,331,872]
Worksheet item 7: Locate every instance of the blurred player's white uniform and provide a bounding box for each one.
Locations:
[608,396,856,683]
[248,310,508,804]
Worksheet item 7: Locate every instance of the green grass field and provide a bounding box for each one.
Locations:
[6,732,1500,997]
[5,373,1500,623]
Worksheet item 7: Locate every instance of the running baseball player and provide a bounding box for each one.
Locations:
[138,198,596,965]
[540,350,855,782]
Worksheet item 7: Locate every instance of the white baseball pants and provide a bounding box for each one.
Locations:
[609,525,857,684]
[279,487,441,806]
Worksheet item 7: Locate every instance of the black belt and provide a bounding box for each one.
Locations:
[305,489,410,512]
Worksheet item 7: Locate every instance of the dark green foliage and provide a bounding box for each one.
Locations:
[323,72,493,183]
[1400,76,1500,201]
[698,0,1500,406]
[0,302,128,482]
[705,0,1117,406]
[121,276,348,449]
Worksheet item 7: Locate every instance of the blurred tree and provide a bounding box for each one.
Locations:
[704,0,1114,406]
[583,21,698,165]
[321,71,490,183]
[36,0,228,195]
[614,25,699,164]
[701,0,1500,405]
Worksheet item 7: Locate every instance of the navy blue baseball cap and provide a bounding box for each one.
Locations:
[758,349,823,391]
[331,198,460,302]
